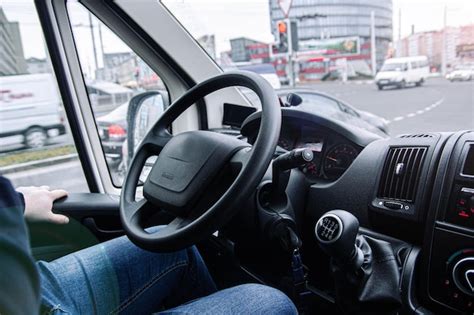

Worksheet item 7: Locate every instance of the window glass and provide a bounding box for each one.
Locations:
[297,93,341,115]
[0,1,89,192]
[67,1,169,186]
[162,0,474,135]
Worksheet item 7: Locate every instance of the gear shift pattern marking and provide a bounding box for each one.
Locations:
[315,214,343,243]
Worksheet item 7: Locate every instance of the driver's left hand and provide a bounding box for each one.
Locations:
[16,186,69,225]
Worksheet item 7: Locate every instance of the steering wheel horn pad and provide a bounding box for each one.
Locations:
[120,71,281,252]
[144,131,249,215]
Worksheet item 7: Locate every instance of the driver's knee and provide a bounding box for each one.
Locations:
[231,284,297,314]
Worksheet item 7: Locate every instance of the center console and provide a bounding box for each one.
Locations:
[421,132,474,313]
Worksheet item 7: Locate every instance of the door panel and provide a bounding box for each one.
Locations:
[29,193,122,261]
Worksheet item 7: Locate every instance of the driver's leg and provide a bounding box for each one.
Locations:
[160,283,297,315]
[38,230,217,314]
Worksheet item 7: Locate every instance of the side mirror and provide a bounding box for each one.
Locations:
[285,93,303,107]
[126,90,169,166]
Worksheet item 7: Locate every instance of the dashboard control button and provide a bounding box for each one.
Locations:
[466,270,474,292]
[384,201,403,210]
[452,257,474,297]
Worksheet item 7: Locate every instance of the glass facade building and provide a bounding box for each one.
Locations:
[269,0,393,72]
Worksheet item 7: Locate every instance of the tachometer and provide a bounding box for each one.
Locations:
[323,144,358,179]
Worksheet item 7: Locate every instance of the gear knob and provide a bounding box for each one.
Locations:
[315,210,360,264]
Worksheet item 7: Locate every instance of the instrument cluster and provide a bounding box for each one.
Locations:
[277,124,360,181]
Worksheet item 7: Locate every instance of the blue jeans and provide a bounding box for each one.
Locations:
[38,231,296,314]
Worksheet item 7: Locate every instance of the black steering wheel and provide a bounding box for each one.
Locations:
[120,71,281,252]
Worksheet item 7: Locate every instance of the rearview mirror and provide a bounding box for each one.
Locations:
[285,93,303,107]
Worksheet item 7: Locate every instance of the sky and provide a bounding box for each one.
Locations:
[1,0,473,64]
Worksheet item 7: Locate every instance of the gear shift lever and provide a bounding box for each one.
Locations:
[314,210,403,313]
[315,210,364,270]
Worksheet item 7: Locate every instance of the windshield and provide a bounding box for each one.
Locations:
[163,0,474,135]
[381,63,406,71]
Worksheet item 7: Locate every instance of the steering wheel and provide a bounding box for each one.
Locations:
[120,71,281,252]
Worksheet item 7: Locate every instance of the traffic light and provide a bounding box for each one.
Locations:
[277,20,289,53]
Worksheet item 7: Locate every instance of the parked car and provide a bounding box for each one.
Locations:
[446,65,474,81]
[0,74,66,149]
[375,56,429,90]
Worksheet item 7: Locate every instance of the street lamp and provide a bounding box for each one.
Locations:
[72,13,105,78]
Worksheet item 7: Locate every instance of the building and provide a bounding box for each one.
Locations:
[268,0,393,79]
[0,7,27,75]
[26,57,50,74]
[396,24,474,70]
[457,44,474,63]
[230,37,269,63]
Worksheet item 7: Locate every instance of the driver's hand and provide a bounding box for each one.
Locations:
[16,186,69,225]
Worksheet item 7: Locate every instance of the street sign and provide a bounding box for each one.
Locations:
[278,0,292,18]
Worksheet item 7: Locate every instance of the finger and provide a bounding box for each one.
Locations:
[40,185,50,191]
[49,213,70,225]
[49,189,68,200]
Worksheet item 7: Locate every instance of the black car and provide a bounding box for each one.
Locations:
[96,93,167,166]
[97,102,129,164]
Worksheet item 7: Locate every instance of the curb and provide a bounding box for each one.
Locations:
[0,154,79,175]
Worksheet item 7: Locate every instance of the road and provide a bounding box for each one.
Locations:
[306,77,473,136]
[5,160,90,192]
[3,77,473,192]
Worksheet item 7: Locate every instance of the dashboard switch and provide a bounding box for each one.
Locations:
[384,201,403,210]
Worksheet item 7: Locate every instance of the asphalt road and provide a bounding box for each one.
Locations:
[3,77,473,192]
[5,160,90,192]
[308,77,473,136]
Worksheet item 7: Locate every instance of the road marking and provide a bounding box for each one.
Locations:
[387,97,445,124]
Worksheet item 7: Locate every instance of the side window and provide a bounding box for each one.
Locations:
[411,61,417,69]
[66,1,169,186]
[0,1,89,192]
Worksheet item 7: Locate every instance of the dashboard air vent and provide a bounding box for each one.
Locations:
[398,133,434,138]
[378,147,427,202]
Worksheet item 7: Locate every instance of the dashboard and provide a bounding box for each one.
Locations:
[276,122,361,180]
[240,108,378,182]
[236,106,474,314]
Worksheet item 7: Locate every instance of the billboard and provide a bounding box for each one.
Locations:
[298,37,360,56]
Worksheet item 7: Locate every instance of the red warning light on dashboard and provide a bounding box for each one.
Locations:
[458,211,469,218]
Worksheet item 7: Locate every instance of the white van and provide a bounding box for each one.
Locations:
[375,56,429,90]
[0,74,66,149]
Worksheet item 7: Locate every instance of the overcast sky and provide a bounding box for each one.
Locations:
[2,0,473,63]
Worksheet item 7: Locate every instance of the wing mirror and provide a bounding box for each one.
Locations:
[125,90,169,167]
[284,93,303,107]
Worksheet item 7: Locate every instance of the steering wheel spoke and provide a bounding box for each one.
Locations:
[140,131,172,155]
[230,146,252,175]
[126,198,156,226]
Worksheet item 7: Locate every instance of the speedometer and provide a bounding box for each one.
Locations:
[323,144,358,179]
